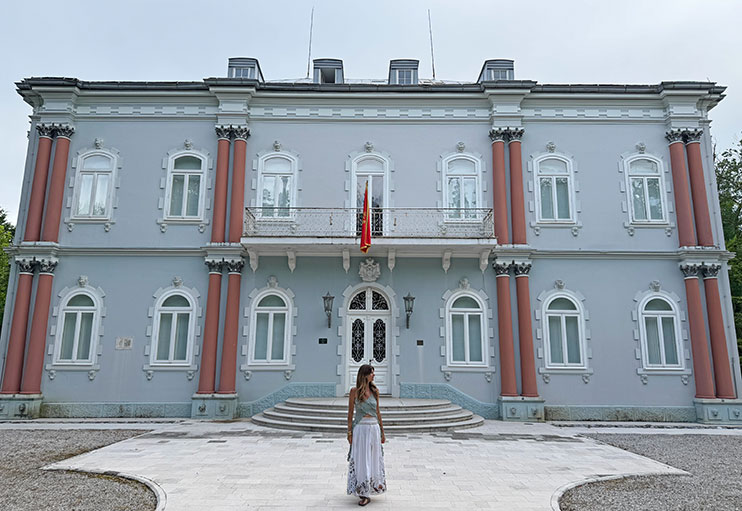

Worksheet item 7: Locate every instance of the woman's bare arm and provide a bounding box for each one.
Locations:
[376,392,385,443]
[347,387,356,443]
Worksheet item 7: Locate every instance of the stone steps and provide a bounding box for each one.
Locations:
[251,397,484,433]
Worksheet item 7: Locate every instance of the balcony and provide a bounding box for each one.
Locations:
[240,207,495,261]
[245,207,493,237]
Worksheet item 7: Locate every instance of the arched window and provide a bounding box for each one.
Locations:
[627,157,666,223]
[640,297,682,368]
[446,293,486,366]
[443,156,481,220]
[258,154,296,217]
[55,293,99,364]
[249,292,291,364]
[351,154,389,236]
[73,152,115,219]
[152,293,195,365]
[535,156,574,222]
[165,154,205,219]
[544,296,585,368]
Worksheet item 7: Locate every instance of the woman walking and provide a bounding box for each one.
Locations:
[347,364,386,506]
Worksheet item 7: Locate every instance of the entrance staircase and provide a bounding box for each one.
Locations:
[251,397,484,433]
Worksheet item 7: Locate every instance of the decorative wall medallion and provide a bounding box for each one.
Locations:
[542,374,550,384]
[627,226,635,236]
[458,278,470,290]
[443,371,452,381]
[273,140,282,151]
[172,276,184,288]
[104,222,112,232]
[268,276,278,288]
[484,372,492,383]
[649,280,661,292]
[546,141,556,153]
[184,139,193,150]
[456,141,466,153]
[244,370,252,381]
[359,258,381,282]
[640,374,648,385]
[571,226,580,237]
[680,375,689,385]
[198,224,206,233]
[554,280,565,290]
[198,403,206,413]
[67,223,75,232]
[636,142,646,153]
[532,225,541,236]
[88,370,97,381]
[582,374,591,384]
[160,223,168,233]
[78,275,89,287]
[284,370,293,380]
[48,370,56,381]
[364,141,374,153]
[186,370,195,381]
[146,370,154,381]
[94,138,104,149]
[665,227,673,237]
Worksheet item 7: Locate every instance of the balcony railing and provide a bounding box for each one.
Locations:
[244,207,494,239]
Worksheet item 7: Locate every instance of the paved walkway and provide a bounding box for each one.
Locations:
[29,419,695,511]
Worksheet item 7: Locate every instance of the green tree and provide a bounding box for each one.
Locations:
[0,208,15,334]
[714,137,742,367]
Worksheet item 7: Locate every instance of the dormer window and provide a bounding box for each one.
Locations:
[388,59,419,85]
[227,57,264,81]
[313,59,344,84]
[478,59,515,83]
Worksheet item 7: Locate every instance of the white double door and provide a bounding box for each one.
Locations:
[345,289,391,394]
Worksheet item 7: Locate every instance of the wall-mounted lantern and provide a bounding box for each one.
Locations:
[323,292,334,328]
[403,293,415,329]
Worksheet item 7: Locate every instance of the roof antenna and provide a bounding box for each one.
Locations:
[428,9,436,81]
[306,6,315,79]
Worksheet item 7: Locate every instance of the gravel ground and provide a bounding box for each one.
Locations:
[560,434,742,511]
[0,429,157,511]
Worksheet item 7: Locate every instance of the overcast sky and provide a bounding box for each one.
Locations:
[1,0,740,224]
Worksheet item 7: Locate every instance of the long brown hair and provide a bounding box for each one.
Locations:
[355,364,378,402]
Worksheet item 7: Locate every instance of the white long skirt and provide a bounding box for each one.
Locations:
[347,417,387,498]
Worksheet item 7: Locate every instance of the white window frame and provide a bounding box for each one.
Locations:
[150,291,196,367]
[350,153,391,235]
[534,154,576,224]
[53,291,101,365]
[164,151,207,221]
[542,294,587,370]
[247,289,293,366]
[393,68,415,85]
[624,155,668,224]
[441,154,483,222]
[70,150,116,221]
[445,291,488,368]
[638,294,684,370]
[256,152,298,220]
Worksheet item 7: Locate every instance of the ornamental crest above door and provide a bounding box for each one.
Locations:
[359,258,381,282]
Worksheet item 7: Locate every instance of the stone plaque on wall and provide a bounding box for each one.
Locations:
[115,337,133,350]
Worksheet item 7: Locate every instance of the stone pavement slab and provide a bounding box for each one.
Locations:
[41,419,687,510]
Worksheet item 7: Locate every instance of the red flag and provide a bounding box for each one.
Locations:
[360,181,371,253]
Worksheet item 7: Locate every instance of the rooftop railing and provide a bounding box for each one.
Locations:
[244,207,494,239]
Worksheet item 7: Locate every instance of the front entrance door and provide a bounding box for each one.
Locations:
[346,288,391,394]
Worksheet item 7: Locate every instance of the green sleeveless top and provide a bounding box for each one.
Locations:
[351,393,378,430]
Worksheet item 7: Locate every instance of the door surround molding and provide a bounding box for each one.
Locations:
[336,281,401,397]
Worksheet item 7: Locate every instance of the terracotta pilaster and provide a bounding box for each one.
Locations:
[211,127,232,243]
[701,264,736,399]
[23,124,55,242]
[489,129,510,244]
[494,261,517,396]
[684,129,714,247]
[228,127,250,243]
[217,259,244,394]
[666,130,696,247]
[41,125,75,243]
[0,260,36,394]
[20,260,57,394]
[507,129,527,245]
[513,262,538,397]
[680,263,715,399]
[198,261,224,394]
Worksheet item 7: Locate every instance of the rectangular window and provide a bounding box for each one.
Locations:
[75,173,110,218]
[547,314,583,367]
[156,313,173,361]
[169,174,201,218]
[451,314,466,362]
[261,175,292,217]
[631,177,664,222]
[396,69,413,85]
[467,314,483,362]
